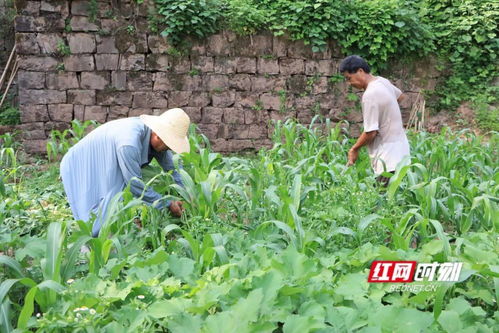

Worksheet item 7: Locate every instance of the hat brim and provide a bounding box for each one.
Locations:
[140,115,190,154]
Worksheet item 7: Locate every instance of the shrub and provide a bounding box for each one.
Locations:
[0,105,20,126]
[154,0,224,45]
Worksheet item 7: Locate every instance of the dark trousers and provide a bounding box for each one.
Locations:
[376,171,394,187]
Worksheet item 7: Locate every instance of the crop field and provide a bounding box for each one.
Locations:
[0,120,498,332]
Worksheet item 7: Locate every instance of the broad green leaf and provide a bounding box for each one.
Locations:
[0,280,19,306]
[167,256,195,279]
[387,158,411,200]
[134,249,168,267]
[358,214,380,233]
[283,314,325,333]
[17,286,37,329]
[433,284,451,319]
[0,298,12,333]
[44,222,65,282]
[438,310,462,332]
[167,313,203,333]
[61,235,92,281]
[0,255,24,278]
[334,227,355,237]
[335,273,368,300]
[369,306,433,332]
[148,298,192,319]
[421,239,444,255]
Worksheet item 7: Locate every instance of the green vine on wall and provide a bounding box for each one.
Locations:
[153,1,498,121]
[423,0,498,112]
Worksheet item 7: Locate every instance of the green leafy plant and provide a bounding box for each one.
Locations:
[46,119,98,162]
[224,0,268,35]
[423,0,498,110]
[56,41,71,56]
[126,24,136,34]
[154,0,223,45]
[0,119,497,331]
[146,0,497,113]
[188,68,201,76]
[277,89,287,113]
[0,104,20,126]
[251,99,264,111]
[89,0,98,22]
[0,134,17,169]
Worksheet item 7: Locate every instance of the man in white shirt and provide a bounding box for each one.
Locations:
[339,55,410,185]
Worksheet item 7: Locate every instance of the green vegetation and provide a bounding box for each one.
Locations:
[0,120,497,331]
[56,41,71,57]
[89,0,98,22]
[46,120,99,162]
[0,103,20,126]
[189,68,201,76]
[225,0,267,35]
[251,99,263,111]
[424,0,498,110]
[475,98,499,132]
[277,89,287,113]
[153,0,223,45]
[147,0,497,119]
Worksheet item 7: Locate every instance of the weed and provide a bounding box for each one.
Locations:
[189,68,200,77]
[277,89,287,113]
[251,99,264,111]
[56,41,71,57]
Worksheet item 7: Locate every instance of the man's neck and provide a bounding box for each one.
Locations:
[363,74,377,89]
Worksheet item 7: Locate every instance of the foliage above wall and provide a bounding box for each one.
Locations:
[147,0,498,112]
[422,0,498,110]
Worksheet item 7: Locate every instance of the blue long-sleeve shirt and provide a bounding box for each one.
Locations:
[60,117,183,237]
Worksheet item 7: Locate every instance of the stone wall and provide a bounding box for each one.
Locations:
[14,0,439,153]
[0,0,15,67]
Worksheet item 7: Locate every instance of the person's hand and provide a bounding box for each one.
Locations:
[347,148,359,166]
[169,201,184,217]
[134,217,143,229]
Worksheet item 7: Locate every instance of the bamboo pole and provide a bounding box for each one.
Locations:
[421,99,426,131]
[0,46,16,91]
[0,58,19,109]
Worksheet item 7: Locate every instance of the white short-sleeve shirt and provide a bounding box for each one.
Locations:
[362,76,410,175]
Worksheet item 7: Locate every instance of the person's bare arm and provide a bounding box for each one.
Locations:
[347,131,378,166]
[397,93,405,104]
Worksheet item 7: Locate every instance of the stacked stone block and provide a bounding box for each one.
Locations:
[15,0,438,153]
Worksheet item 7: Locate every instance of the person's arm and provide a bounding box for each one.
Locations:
[393,83,403,104]
[347,95,379,166]
[156,150,184,187]
[116,145,170,209]
[397,93,405,104]
[154,150,185,217]
[347,131,378,166]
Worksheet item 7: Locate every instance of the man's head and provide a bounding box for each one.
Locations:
[150,132,169,152]
[339,55,372,90]
[140,108,191,154]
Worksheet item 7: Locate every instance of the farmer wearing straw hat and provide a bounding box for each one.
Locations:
[60,108,191,237]
[340,55,410,185]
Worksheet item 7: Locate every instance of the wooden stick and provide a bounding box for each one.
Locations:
[0,46,16,92]
[407,92,420,130]
[421,99,426,130]
[424,100,427,129]
[0,58,18,109]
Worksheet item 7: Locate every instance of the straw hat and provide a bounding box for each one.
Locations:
[140,108,190,154]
